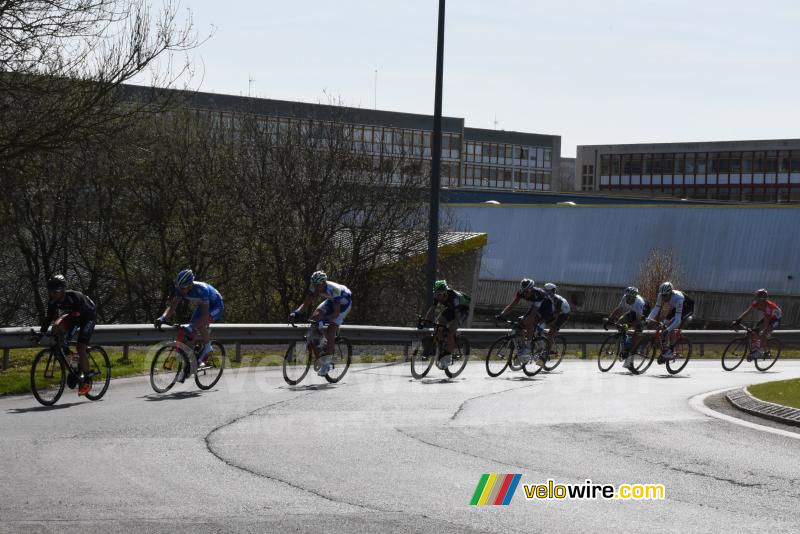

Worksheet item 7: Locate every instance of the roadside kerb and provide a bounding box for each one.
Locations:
[726,387,800,427]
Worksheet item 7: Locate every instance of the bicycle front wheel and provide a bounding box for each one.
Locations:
[150,343,187,393]
[721,338,748,371]
[31,348,66,406]
[283,341,312,385]
[325,337,352,383]
[196,341,227,390]
[755,338,781,372]
[544,336,566,371]
[522,337,547,377]
[411,336,437,379]
[444,336,470,379]
[630,337,655,375]
[85,346,111,401]
[597,334,620,372]
[666,338,692,375]
[485,336,513,377]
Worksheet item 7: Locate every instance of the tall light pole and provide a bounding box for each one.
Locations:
[426,0,446,308]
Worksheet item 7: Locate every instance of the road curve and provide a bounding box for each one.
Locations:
[2,360,800,533]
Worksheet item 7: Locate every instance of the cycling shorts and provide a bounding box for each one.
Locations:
[190,301,225,325]
[317,299,352,326]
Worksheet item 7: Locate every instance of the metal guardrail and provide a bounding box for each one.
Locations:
[2,324,799,369]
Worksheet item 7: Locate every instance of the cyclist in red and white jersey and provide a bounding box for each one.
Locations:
[733,289,781,360]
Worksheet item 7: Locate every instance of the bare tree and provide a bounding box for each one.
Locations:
[635,247,686,306]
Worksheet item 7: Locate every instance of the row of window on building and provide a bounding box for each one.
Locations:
[462,165,552,190]
[599,151,800,176]
[464,142,552,169]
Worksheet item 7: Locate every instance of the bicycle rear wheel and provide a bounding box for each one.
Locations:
[150,342,187,393]
[195,341,227,390]
[85,346,111,401]
[522,337,547,377]
[597,334,620,372]
[325,337,352,383]
[485,336,513,377]
[444,336,470,379]
[666,338,692,375]
[754,338,781,372]
[31,348,66,406]
[721,338,747,371]
[283,341,312,385]
[543,336,566,371]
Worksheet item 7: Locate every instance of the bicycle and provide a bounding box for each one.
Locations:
[411,318,470,379]
[722,322,781,372]
[485,318,548,377]
[640,319,692,375]
[150,323,226,393]
[283,318,352,385]
[596,322,653,374]
[29,327,111,406]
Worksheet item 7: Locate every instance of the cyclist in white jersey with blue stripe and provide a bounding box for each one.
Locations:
[289,271,352,376]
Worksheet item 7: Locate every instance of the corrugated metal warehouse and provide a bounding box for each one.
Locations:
[446,204,800,325]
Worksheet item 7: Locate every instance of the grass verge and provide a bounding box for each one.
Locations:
[748,379,800,409]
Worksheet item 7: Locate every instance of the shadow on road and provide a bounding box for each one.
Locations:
[141,391,204,401]
[281,383,337,391]
[7,401,85,413]
[649,374,691,379]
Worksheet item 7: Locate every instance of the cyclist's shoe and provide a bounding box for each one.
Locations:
[197,344,213,366]
[661,349,675,362]
[67,374,78,389]
[534,355,546,368]
[746,349,762,362]
[622,354,634,370]
[317,356,333,376]
[176,369,186,383]
[78,382,92,396]
[436,352,452,370]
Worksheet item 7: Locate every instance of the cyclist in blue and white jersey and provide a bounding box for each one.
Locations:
[496,278,554,367]
[543,283,570,345]
[155,269,224,378]
[646,281,694,363]
[605,286,649,370]
[288,271,352,376]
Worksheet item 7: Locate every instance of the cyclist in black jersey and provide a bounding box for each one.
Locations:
[36,275,97,396]
[496,278,553,367]
[422,280,470,370]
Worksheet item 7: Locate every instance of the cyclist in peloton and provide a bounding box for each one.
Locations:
[155,269,224,381]
[36,275,97,396]
[543,283,570,347]
[733,289,782,361]
[288,271,352,376]
[496,278,554,367]
[422,280,469,370]
[605,286,650,371]
[646,281,694,364]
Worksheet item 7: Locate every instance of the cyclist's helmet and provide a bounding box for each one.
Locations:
[755,288,768,299]
[520,278,535,291]
[311,271,327,285]
[659,281,673,295]
[624,286,639,298]
[433,280,448,294]
[544,283,557,295]
[175,269,194,288]
[47,274,67,291]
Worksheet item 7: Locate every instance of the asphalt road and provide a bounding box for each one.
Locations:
[2,360,800,533]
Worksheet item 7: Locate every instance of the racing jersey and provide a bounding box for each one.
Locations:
[647,290,694,322]
[618,294,647,319]
[435,288,469,311]
[310,281,352,307]
[750,299,782,320]
[42,290,96,331]
[176,282,223,309]
[515,287,553,316]
[552,293,570,314]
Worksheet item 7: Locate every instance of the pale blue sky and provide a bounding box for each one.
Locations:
[178,0,800,156]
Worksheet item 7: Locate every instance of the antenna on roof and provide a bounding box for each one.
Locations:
[494,115,498,130]
[374,69,378,110]
[248,75,255,97]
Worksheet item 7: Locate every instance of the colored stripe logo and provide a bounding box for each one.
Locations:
[470,474,522,505]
